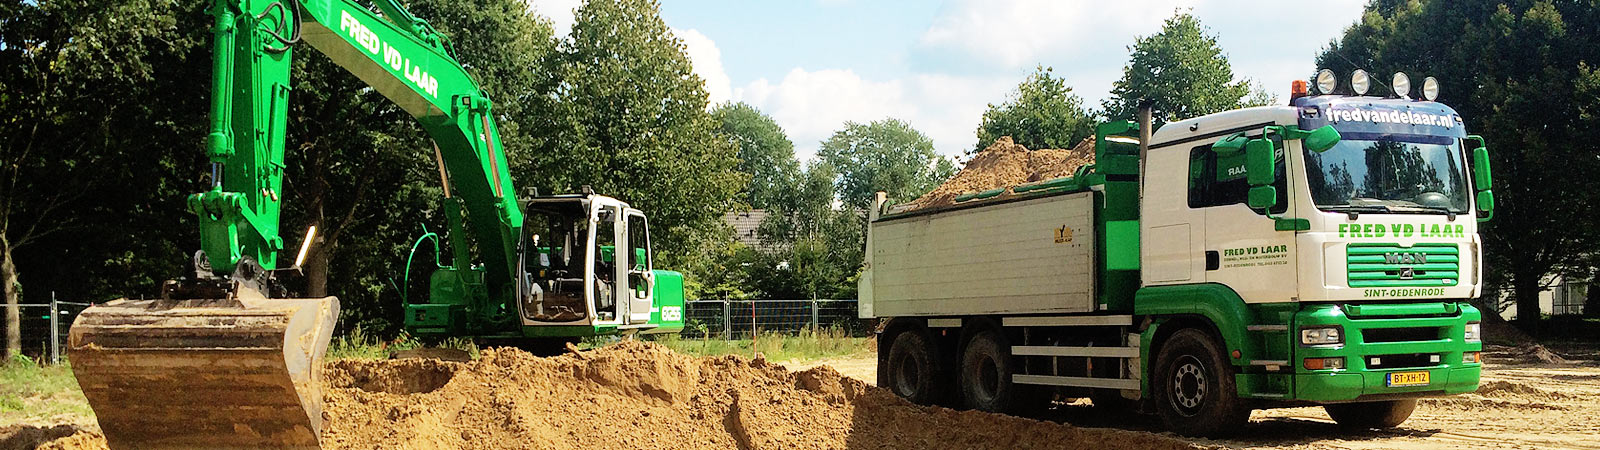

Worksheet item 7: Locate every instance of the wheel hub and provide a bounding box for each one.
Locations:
[895,354,920,396]
[1171,356,1207,415]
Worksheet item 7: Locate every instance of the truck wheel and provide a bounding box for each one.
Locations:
[1324,400,1416,429]
[1154,328,1250,437]
[960,331,1023,413]
[885,330,943,405]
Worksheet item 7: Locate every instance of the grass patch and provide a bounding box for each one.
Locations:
[0,355,93,424]
[643,327,872,362]
[327,327,480,360]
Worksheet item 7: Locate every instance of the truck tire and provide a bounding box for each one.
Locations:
[960,331,1025,414]
[1324,400,1416,429]
[1153,328,1250,437]
[885,330,943,405]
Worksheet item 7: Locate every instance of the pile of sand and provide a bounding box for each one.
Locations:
[904,136,1094,211]
[39,341,1201,450]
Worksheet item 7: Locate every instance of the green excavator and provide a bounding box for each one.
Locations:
[65,0,686,448]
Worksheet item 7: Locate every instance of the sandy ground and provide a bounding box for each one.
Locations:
[8,344,1597,450]
[785,345,1600,450]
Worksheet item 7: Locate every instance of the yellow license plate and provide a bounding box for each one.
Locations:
[1386,371,1430,387]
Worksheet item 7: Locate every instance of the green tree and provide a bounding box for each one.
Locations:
[819,118,955,209]
[1103,13,1253,124]
[0,0,207,359]
[711,102,800,210]
[749,162,863,299]
[526,0,744,275]
[1316,0,1600,331]
[975,65,1095,152]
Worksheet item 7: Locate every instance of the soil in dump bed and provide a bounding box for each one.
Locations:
[904,136,1095,211]
[39,341,1203,450]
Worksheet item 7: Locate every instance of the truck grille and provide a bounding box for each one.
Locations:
[1346,243,1458,288]
[1362,327,1444,343]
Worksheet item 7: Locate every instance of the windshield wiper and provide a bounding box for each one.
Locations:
[1324,205,1390,219]
[1388,204,1460,220]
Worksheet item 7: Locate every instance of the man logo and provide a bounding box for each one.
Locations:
[1399,267,1416,280]
[1383,252,1427,265]
[1055,226,1073,243]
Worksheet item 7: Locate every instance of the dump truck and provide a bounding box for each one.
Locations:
[67,0,683,447]
[861,71,1491,436]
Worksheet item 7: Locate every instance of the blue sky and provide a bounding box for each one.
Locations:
[528,0,1370,160]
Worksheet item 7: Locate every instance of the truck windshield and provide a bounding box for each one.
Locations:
[1303,133,1469,214]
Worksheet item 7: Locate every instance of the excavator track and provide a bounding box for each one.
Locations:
[68,288,338,450]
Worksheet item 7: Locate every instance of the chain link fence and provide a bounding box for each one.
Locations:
[681,299,867,339]
[5,293,94,365]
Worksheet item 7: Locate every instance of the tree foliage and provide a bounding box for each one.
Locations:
[819,118,955,210]
[0,0,209,358]
[711,102,799,210]
[1103,13,1253,124]
[975,65,1094,152]
[1316,0,1600,328]
[749,162,863,300]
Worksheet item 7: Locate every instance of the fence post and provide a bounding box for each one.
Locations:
[810,297,819,332]
[722,299,732,340]
[49,292,59,365]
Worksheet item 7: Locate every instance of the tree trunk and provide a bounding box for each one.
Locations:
[306,242,331,298]
[2,234,20,362]
[1513,274,1543,336]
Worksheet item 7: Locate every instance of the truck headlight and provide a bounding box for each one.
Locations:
[1300,326,1344,346]
[1464,321,1480,342]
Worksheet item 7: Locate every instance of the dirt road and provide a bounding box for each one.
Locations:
[784,346,1600,450]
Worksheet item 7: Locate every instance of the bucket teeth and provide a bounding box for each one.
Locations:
[69,291,338,450]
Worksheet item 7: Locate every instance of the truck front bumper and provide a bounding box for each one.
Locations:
[1289,301,1483,403]
[1293,366,1480,402]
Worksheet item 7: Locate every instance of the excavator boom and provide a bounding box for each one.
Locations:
[68,0,519,447]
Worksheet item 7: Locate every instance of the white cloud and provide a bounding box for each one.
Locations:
[525,0,580,37]
[735,68,1012,161]
[674,28,733,106]
[915,0,1367,104]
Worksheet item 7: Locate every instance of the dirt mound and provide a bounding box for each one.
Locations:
[905,136,1094,211]
[37,341,1202,450]
[2,424,85,450]
[1476,380,1578,402]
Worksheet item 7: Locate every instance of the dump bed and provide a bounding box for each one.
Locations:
[862,191,1096,318]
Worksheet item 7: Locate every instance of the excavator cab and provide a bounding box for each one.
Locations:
[517,193,654,327]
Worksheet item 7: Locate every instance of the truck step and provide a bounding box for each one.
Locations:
[1012,345,1139,358]
[1247,325,1288,332]
[1013,374,1140,390]
[1002,315,1133,327]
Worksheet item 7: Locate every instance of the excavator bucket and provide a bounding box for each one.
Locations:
[68,288,339,450]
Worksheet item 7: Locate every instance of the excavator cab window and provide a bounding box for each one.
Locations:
[521,202,590,322]
[593,206,618,320]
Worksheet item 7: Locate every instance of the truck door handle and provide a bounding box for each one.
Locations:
[1206,251,1220,271]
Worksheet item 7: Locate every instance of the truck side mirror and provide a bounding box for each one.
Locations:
[1245,138,1277,210]
[1467,135,1494,221]
[1303,125,1342,152]
[1248,186,1277,210]
[1245,138,1276,186]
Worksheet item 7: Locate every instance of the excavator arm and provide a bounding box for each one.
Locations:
[68,0,522,448]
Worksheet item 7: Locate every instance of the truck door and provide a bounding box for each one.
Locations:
[623,209,654,324]
[1190,139,1299,302]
